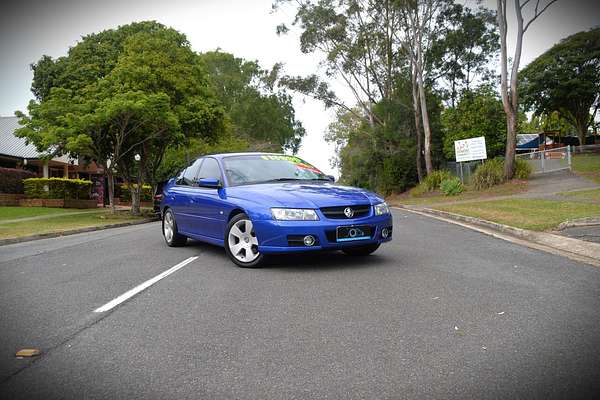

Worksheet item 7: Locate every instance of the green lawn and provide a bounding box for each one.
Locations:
[0,206,99,221]
[557,188,600,202]
[0,208,151,239]
[572,153,600,183]
[436,198,600,231]
[388,180,528,207]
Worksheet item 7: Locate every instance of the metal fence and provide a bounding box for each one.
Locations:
[516,145,572,174]
[445,160,482,184]
[573,144,600,154]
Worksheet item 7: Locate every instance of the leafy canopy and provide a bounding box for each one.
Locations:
[200,51,305,153]
[16,21,224,178]
[520,27,600,142]
[441,86,507,160]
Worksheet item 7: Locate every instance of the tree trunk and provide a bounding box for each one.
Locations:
[418,76,433,174]
[416,32,433,174]
[576,121,587,147]
[504,112,517,179]
[106,169,115,214]
[130,181,141,216]
[411,64,424,182]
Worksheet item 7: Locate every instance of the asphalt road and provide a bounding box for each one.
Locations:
[1,209,599,399]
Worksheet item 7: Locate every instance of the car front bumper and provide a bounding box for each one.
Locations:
[253,214,393,254]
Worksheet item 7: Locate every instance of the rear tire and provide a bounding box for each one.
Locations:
[225,213,265,268]
[342,243,380,256]
[163,209,187,247]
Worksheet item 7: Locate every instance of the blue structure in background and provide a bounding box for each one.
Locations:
[517,134,541,151]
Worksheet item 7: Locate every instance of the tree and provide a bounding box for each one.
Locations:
[276,0,457,178]
[496,0,557,179]
[200,51,305,153]
[520,28,600,146]
[441,86,507,159]
[398,0,451,175]
[274,0,406,126]
[16,21,224,214]
[428,3,499,107]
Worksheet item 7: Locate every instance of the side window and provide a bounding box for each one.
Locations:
[197,158,221,181]
[178,159,203,186]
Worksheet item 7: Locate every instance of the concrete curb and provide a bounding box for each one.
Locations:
[556,217,600,231]
[0,218,158,246]
[394,204,600,267]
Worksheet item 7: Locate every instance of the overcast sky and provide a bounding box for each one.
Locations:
[1,0,598,176]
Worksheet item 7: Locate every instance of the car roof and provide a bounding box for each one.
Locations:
[202,152,288,160]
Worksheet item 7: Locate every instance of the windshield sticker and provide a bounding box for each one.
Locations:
[260,155,301,162]
[296,163,323,174]
[260,155,324,175]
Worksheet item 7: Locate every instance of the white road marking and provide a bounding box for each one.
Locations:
[94,256,198,313]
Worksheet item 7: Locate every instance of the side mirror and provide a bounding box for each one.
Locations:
[197,178,221,188]
[326,175,336,183]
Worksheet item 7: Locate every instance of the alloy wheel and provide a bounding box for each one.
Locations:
[228,219,259,263]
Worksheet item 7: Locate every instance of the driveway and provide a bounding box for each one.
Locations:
[1,209,599,399]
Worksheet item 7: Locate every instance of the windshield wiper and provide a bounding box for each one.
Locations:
[263,178,304,183]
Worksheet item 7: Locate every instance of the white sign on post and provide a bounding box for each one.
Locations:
[454,136,487,162]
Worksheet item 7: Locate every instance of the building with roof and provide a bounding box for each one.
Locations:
[0,116,104,179]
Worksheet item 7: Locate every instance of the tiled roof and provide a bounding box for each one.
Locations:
[0,116,73,163]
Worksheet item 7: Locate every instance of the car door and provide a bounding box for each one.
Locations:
[187,157,226,239]
[168,159,203,233]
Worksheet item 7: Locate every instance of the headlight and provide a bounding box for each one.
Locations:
[374,202,390,216]
[271,208,319,221]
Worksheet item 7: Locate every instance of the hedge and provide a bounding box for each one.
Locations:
[23,178,92,200]
[0,167,37,194]
[119,184,152,202]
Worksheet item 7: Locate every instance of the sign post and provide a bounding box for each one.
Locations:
[454,137,488,182]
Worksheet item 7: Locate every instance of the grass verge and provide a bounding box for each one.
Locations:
[572,153,600,183]
[0,206,100,221]
[435,199,600,231]
[557,188,600,202]
[388,180,528,207]
[0,209,153,239]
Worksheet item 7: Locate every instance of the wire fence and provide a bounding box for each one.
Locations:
[445,160,482,184]
[516,146,572,174]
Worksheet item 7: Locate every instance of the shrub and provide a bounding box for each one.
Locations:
[119,184,152,202]
[0,168,37,194]
[23,178,92,200]
[514,159,533,180]
[421,170,453,191]
[471,158,505,190]
[440,177,464,196]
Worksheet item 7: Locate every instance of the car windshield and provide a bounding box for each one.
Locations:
[222,154,329,186]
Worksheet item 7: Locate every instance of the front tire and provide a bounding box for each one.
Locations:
[342,243,380,256]
[163,209,187,247]
[225,213,264,268]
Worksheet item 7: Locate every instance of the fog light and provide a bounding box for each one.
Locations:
[303,235,316,246]
[381,228,389,238]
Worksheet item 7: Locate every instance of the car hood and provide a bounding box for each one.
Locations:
[225,182,382,208]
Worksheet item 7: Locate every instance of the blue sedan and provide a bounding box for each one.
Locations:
[160,153,393,267]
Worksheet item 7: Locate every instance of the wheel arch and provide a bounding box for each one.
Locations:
[228,208,246,221]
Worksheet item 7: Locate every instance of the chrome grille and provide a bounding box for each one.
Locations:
[320,205,371,219]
